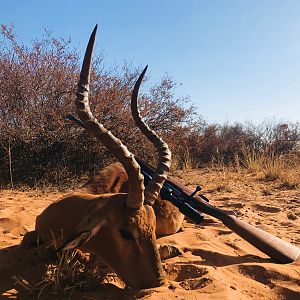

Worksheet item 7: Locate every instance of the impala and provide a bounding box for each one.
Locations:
[35,25,179,289]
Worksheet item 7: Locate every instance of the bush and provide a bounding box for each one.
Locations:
[1,24,300,189]
[0,24,197,188]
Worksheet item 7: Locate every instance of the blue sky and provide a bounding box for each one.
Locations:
[1,0,300,124]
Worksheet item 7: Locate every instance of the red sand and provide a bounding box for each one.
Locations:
[1,168,299,299]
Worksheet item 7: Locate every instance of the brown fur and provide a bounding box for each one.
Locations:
[34,162,184,288]
[36,192,165,289]
[79,162,129,194]
[26,25,176,290]
[79,162,184,237]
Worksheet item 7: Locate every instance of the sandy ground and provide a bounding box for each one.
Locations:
[0,168,299,299]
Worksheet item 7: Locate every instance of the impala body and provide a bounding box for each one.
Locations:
[79,162,184,238]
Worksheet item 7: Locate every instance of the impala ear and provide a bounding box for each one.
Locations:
[58,230,94,251]
[57,209,107,251]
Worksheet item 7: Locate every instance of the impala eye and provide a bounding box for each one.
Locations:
[119,229,133,240]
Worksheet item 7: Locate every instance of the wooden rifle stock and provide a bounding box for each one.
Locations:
[222,216,300,264]
[139,159,300,264]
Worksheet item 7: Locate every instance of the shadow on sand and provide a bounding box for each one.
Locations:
[0,242,275,299]
[0,244,143,300]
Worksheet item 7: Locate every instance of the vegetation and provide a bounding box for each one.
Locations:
[1,24,300,189]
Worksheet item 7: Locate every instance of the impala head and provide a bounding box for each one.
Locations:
[59,25,171,289]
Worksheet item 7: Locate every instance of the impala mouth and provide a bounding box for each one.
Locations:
[125,274,166,290]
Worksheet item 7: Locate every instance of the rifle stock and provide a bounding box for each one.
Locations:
[222,215,300,264]
[166,175,300,264]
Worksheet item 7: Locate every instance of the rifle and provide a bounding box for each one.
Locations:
[66,114,300,264]
[137,158,300,264]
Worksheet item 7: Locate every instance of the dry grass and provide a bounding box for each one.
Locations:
[14,250,106,298]
[240,147,300,185]
[210,151,235,181]
[170,154,180,172]
[39,250,101,296]
[240,147,265,174]
[209,147,300,189]
[13,232,113,299]
[181,148,196,170]
[261,153,286,181]
[172,148,198,171]
[234,153,242,175]
[211,150,226,172]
